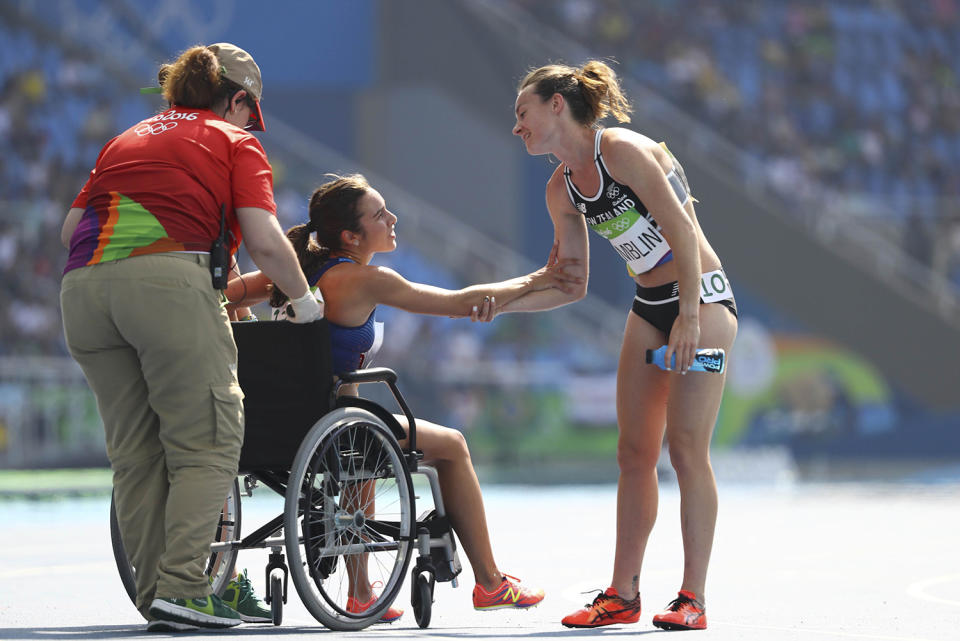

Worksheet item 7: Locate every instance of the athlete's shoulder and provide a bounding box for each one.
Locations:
[324,261,397,286]
[601,128,664,182]
[600,127,657,158]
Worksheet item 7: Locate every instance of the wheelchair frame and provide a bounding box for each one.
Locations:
[109,319,461,630]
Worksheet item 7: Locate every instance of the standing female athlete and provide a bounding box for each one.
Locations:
[504,61,738,631]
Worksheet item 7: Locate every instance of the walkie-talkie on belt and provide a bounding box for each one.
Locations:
[210,204,229,290]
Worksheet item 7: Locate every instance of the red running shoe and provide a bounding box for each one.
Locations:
[472,574,544,610]
[652,590,707,630]
[561,587,641,628]
[345,594,403,624]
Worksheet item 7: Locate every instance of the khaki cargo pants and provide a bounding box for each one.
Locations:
[61,252,244,620]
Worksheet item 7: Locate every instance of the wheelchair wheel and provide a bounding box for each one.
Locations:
[285,407,415,631]
[270,572,283,626]
[110,478,241,603]
[412,572,433,629]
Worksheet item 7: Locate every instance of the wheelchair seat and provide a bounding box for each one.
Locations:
[232,319,333,471]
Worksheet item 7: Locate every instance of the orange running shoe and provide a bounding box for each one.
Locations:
[346,594,404,623]
[652,590,707,630]
[561,587,641,628]
[472,574,545,610]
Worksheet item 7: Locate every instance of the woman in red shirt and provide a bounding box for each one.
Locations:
[60,43,321,632]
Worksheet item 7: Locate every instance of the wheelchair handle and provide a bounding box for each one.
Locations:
[338,367,397,385]
[338,367,418,458]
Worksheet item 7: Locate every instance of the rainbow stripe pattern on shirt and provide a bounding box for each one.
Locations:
[65,192,185,272]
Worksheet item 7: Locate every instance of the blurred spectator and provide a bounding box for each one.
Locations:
[519,0,960,287]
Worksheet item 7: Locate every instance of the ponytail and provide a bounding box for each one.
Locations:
[268,223,329,308]
[269,173,370,307]
[578,60,631,124]
[519,59,632,126]
[160,45,246,110]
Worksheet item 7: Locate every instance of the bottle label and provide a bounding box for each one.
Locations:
[698,269,734,304]
[693,349,725,373]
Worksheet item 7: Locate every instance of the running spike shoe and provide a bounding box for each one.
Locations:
[472,574,545,610]
[561,587,641,628]
[652,589,707,630]
[346,593,404,623]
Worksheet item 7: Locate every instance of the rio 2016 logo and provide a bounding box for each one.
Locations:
[134,121,178,136]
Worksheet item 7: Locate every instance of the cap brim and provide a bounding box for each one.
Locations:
[248,100,265,132]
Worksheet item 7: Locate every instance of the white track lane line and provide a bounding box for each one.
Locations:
[906,573,960,607]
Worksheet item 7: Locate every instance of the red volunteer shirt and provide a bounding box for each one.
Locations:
[65,107,275,273]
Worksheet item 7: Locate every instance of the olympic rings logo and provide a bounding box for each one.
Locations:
[135,121,179,136]
[606,183,620,199]
[611,218,631,232]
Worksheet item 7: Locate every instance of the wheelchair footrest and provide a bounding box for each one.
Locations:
[415,511,462,583]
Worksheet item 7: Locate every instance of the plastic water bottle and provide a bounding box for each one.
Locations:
[645,345,726,374]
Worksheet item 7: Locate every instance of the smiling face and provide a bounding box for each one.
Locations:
[513,85,560,156]
[350,188,397,254]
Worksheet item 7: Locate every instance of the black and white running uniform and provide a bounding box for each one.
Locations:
[563,129,737,337]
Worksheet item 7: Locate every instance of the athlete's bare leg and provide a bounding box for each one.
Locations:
[394,417,504,592]
[662,303,736,603]
[611,311,670,600]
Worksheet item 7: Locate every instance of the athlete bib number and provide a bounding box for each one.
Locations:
[592,207,671,275]
[699,269,733,303]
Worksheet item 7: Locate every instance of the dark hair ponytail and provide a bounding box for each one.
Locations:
[269,223,329,308]
[269,173,371,308]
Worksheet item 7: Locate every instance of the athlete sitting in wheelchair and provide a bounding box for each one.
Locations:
[229,174,582,620]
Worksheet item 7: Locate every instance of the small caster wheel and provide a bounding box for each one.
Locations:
[412,573,433,629]
[270,571,284,626]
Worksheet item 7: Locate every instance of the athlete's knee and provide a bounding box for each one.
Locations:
[616,438,660,474]
[435,426,471,463]
[665,437,711,477]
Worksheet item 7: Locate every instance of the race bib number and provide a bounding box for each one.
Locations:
[592,207,671,275]
[699,269,733,303]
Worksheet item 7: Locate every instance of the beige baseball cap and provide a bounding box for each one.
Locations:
[208,42,265,131]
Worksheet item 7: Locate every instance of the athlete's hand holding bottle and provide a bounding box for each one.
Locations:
[665,311,700,374]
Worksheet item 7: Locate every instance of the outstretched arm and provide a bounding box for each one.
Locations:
[497,175,590,314]
[363,255,580,319]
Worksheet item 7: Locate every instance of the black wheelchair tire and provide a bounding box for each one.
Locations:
[109,478,242,603]
[270,572,283,626]
[109,493,137,602]
[284,407,415,631]
[412,573,433,629]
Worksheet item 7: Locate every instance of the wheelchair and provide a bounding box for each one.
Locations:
[109,319,462,630]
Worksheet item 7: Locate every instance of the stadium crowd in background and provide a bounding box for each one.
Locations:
[3,0,960,359]
[519,0,960,285]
